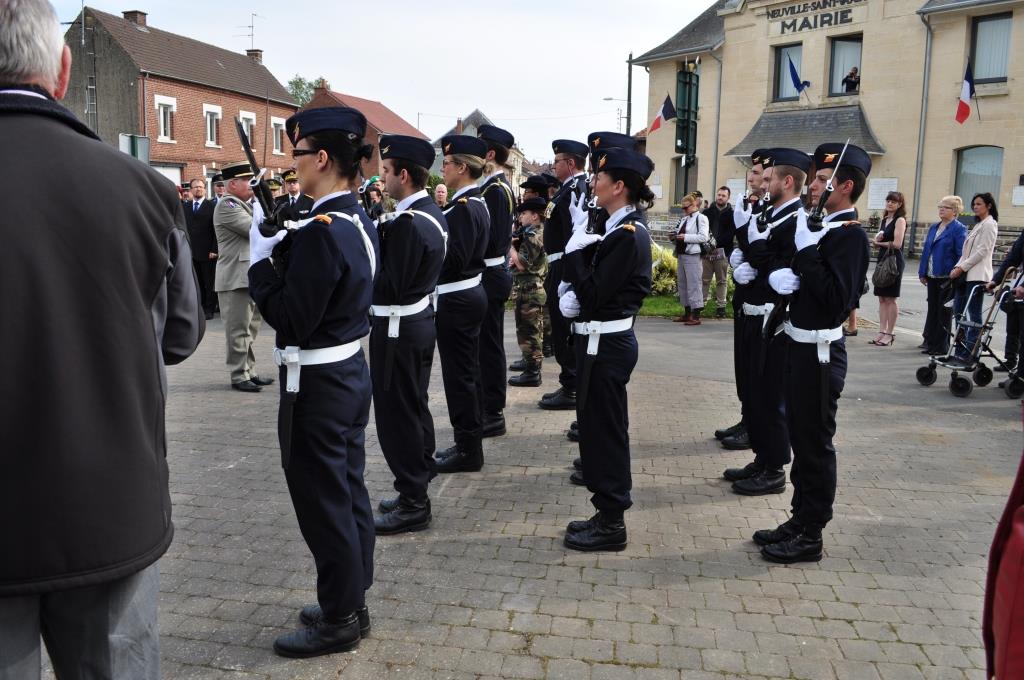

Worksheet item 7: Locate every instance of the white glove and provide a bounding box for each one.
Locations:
[559,290,581,318]
[729,248,745,269]
[249,202,287,265]
[794,207,826,251]
[733,193,752,230]
[768,268,801,295]
[565,230,602,254]
[747,218,768,244]
[568,191,589,233]
[557,280,571,298]
[733,262,757,285]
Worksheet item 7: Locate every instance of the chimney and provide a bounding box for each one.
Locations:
[122,10,147,26]
[314,78,330,92]
[245,48,263,64]
[455,117,463,134]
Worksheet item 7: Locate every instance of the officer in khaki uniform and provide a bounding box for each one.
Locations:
[214,161,273,392]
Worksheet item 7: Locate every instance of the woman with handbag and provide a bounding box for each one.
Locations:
[948,193,999,365]
[672,192,710,325]
[918,196,967,356]
[870,192,907,346]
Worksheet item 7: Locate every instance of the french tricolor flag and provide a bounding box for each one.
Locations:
[955,62,976,125]
[648,95,676,134]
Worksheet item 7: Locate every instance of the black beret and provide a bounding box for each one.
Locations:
[440,134,487,159]
[520,175,550,192]
[750,148,769,166]
[286,106,367,145]
[764,148,812,173]
[552,139,589,157]
[593,147,654,180]
[516,196,549,214]
[587,131,639,153]
[477,124,514,149]
[220,161,254,181]
[379,134,435,169]
[813,143,872,177]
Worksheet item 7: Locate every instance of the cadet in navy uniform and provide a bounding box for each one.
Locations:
[248,107,381,657]
[558,147,653,552]
[539,139,589,411]
[755,144,871,563]
[434,135,490,473]
[275,167,314,223]
[371,135,448,535]
[476,124,517,438]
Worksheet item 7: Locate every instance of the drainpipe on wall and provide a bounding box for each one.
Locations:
[910,13,934,257]
[141,70,149,137]
[708,49,724,194]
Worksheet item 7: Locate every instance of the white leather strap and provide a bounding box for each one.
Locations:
[272,341,362,394]
[742,303,768,316]
[572,318,634,356]
[484,256,506,267]
[784,322,843,363]
[436,273,482,295]
[370,296,432,338]
[326,212,376,279]
[547,251,564,263]
[403,209,448,258]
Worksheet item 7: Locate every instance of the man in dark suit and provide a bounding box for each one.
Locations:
[274,167,314,223]
[184,177,218,319]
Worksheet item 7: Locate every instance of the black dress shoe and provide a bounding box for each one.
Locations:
[250,374,275,386]
[508,358,527,371]
[752,518,802,546]
[375,496,431,535]
[714,421,744,441]
[435,447,483,473]
[569,470,585,486]
[482,412,506,438]
[378,496,400,514]
[732,468,786,496]
[720,431,751,450]
[917,341,928,349]
[508,367,542,387]
[204,311,215,320]
[299,605,371,637]
[715,308,727,319]
[273,612,361,658]
[572,457,582,471]
[760,531,824,564]
[231,379,262,392]
[539,388,576,410]
[542,342,554,358]
[569,420,578,431]
[722,461,762,482]
[566,427,580,442]
[564,512,627,552]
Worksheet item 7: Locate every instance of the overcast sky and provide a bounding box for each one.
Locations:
[53,0,707,162]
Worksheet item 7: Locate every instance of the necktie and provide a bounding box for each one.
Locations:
[193,201,199,214]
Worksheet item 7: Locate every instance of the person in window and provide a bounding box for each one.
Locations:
[869,192,907,346]
[842,67,860,93]
[918,196,967,356]
[948,193,998,366]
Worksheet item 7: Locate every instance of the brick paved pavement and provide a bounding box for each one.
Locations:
[47,313,1021,679]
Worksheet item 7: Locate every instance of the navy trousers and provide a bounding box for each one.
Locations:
[742,316,791,470]
[545,261,577,391]
[436,286,487,453]
[478,266,513,415]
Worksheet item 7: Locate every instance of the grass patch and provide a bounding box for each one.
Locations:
[639,294,735,319]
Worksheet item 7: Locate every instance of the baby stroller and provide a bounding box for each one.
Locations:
[916,271,1019,398]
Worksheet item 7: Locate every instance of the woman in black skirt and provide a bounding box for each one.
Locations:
[870,191,907,346]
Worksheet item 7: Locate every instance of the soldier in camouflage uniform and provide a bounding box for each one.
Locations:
[508,197,548,387]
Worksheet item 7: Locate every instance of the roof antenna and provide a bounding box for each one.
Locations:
[235,13,262,50]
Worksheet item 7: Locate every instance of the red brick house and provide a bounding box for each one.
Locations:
[303,81,427,177]
[63,8,298,189]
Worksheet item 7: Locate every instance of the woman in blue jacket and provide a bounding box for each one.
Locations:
[918,195,967,355]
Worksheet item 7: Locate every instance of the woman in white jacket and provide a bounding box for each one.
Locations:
[949,192,999,364]
[673,192,710,325]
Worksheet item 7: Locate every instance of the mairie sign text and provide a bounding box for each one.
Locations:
[767,0,868,36]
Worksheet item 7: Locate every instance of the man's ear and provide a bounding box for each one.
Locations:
[53,45,72,100]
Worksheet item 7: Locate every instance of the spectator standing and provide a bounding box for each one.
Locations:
[987,229,1024,371]
[949,193,998,364]
[918,196,967,356]
[185,177,219,319]
[0,1,203,676]
[434,182,448,207]
[869,191,907,346]
[673,192,709,325]
[702,186,735,319]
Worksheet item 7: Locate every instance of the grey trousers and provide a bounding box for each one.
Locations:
[0,564,160,680]
[677,253,704,310]
[218,288,262,384]
[702,255,729,308]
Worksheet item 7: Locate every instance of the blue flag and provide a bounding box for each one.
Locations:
[788,55,810,93]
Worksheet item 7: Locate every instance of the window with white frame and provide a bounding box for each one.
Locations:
[203,104,222,147]
[829,36,862,95]
[238,111,257,146]
[154,95,176,142]
[773,44,802,102]
[972,13,1012,83]
[271,117,286,154]
[955,146,1004,201]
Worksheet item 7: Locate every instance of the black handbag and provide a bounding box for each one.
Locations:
[871,249,901,288]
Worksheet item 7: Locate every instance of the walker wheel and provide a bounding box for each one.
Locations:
[973,364,993,387]
[1005,378,1024,400]
[949,375,974,398]
[916,366,937,386]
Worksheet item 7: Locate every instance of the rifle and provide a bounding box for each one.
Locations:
[234,118,283,237]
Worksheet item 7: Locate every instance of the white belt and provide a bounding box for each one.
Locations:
[484,256,506,267]
[273,341,362,394]
[369,295,431,339]
[742,303,768,316]
[572,318,634,356]
[784,321,843,363]
[436,273,482,296]
[547,251,563,263]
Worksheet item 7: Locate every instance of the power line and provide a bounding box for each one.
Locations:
[416,110,619,123]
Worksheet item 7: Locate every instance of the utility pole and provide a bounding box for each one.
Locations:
[626,52,633,135]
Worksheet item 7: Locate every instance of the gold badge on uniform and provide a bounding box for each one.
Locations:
[544,202,555,219]
[593,137,601,148]
[444,144,452,154]
[598,155,607,169]
[381,145,390,154]
[313,214,333,224]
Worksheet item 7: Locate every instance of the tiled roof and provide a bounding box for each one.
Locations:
[632,0,729,65]
[308,90,426,139]
[432,109,495,144]
[86,8,295,106]
[724,105,885,157]
[919,0,1009,12]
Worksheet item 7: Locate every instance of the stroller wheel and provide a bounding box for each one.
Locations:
[1005,378,1024,400]
[949,375,974,398]
[916,366,937,386]
[973,364,994,387]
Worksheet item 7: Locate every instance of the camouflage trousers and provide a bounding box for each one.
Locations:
[514,278,547,365]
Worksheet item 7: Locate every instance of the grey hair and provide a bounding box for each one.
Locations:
[0,0,64,90]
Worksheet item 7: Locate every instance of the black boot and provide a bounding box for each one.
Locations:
[731,468,786,496]
[716,307,727,319]
[508,358,527,371]
[379,494,432,515]
[273,611,361,658]
[509,363,542,387]
[722,461,761,482]
[572,457,582,471]
[299,605,371,637]
[564,511,627,552]
[721,430,751,450]
[760,529,824,564]
[542,339,554,358]
[752,518,802,547]
[714,420,744,441]
[435,446,483,473]
[539,387,576,410]
[567,421,580,442]
[375,496,432,535]
[482,412,506,438]
[569,470,585,486]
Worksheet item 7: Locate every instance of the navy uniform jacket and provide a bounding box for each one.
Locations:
[480,173,515,260]
[744,197,802,306]
[440,186,489,284]
[250,192,380,349]
[544,173,587,256]
[373,191,447,306]
[564,209,653,321]
[275,193,314,223]
[789,213,870,330]
[732,198,766,309]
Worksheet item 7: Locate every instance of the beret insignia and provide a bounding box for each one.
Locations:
[823,152,838,163]
[598,154,607,169]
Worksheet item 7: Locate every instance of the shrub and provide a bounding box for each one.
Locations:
[651,243,678,297]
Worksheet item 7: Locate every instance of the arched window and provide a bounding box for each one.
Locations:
[955,146,1003,202]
